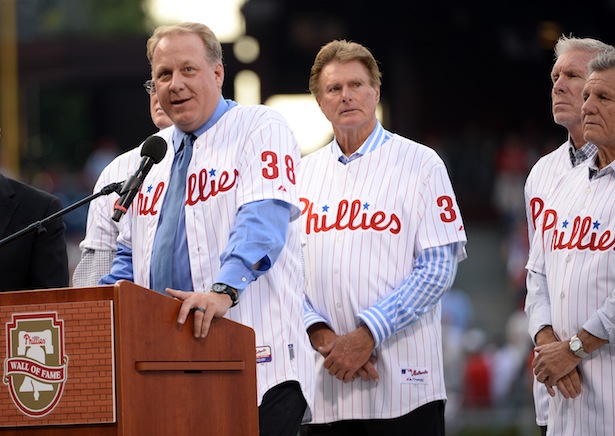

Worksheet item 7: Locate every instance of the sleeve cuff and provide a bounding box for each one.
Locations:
[586,312,612,342]
[215,256,257,292]
[304,313,330,331]
[357,306,393,348]
[528,305,552,345]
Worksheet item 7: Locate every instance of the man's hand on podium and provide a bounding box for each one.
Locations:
[166,288,233,338]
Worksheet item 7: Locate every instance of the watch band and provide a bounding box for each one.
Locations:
[210,283,238,307]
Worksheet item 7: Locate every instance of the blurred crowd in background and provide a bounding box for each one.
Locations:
[5,1,615,434]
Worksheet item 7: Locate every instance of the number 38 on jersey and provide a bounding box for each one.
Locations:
[261,151,296,185]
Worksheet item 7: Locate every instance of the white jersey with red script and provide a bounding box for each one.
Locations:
[525,141,575,240]
[299,135,467,422]
[524,140,597,426]
[527,161,615,435]
[116,104,315,412]
[524,140,572,427]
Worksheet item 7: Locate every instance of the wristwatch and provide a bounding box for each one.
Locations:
[569,334,589,359]
[210,283,238,307]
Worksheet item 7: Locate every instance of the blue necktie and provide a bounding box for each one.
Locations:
[150,133,195,293]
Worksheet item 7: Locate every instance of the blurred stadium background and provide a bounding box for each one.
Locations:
[4,1,615,434]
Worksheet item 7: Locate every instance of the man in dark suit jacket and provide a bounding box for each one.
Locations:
[0,173,69,291]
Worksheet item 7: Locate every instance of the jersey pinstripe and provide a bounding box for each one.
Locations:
[117,104,314,413]
[527,161,615,435]
[299,135,467,422]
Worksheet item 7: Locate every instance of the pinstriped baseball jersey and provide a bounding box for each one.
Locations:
[299,135,467,422]
[79,145,143,252]
[117,104,315,411]
[524,140,597,426]
[526,141,576,239]
[527,161,615,435]
[524,140,574,426]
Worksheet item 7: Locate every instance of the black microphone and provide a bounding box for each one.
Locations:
[112,135,167,222]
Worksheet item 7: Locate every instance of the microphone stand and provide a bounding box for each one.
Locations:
[0,181,124,248]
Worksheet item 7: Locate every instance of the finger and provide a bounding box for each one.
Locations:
[556,379,573,398]
[189,304,204,333]
[532,355,543,370]
[325,357,342,377]
[546,384,556,397]
[323,351,338,370]
[196,306,215,339]
[567,371,582,396]
[536,369,553,385]
[364,362,380,382]
[343,370,355,383]
[166,288,187,300]
[356,367,369,381]
[327,364,339,377]
[558,376,580,398]
[317,340,335,358]
[177,298,197,324]
[322,356,333,370]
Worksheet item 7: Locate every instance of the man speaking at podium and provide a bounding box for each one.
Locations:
[99,22,314,436]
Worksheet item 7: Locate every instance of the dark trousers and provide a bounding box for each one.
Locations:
[540,426,547,436]
[300,400,445,436]
[259,381,307,436]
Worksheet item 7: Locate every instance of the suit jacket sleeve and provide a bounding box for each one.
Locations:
[28,195,70,289]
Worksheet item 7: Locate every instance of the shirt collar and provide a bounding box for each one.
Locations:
[568,140,598,168]
[331,120,392,165]
[587,154,615,180]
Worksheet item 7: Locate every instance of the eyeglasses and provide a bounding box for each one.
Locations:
[143,79,156,95]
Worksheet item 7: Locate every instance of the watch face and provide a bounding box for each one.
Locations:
[211,283,226,292]
[570,339,581,352]
[210,283,238,307]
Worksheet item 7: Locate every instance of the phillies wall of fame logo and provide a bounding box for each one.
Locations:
[3,312,68,417]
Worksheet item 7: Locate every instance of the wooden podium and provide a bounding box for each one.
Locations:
[0,281,258,435]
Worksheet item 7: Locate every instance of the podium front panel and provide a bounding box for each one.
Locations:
[0,283,258,436]
[0,300,115,428]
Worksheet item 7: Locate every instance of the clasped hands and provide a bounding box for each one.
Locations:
[532,340,582,398]
[308,323,380,383]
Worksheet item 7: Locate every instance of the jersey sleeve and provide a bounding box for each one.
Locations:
[234,108,302,220]
[416,160,467,260]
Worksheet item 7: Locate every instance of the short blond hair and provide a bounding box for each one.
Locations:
[146,22,223,66]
